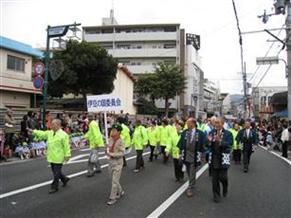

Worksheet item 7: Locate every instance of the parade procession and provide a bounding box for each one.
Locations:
[1,0,290,218]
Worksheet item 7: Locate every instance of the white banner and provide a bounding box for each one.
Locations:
[86,95,123,112]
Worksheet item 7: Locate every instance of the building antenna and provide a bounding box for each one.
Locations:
[111,0,115,25]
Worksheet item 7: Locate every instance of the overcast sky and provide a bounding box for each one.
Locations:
[1,0,288,94]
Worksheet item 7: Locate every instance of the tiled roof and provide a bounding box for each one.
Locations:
[0,35,43,58]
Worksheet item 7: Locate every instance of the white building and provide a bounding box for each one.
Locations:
[111,64,137,114]
[0,36,43,108]
[82,12,203,114]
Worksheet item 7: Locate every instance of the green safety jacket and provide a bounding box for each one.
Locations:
[229,128,240,150]
[197,123,206,132]
[147,126,158,146]
[121,123,131,148]
[158,125,171,146]
[33,129,71,164]
[165,129,181,159]
[84,120,104,149]
[132,125,148,150]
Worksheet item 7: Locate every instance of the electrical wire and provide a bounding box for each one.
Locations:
[248,24,285,82]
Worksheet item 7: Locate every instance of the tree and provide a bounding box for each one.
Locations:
[48,40,117,99]
[136,63,186,117]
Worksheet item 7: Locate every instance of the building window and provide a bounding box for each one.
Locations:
[7,55,25,72]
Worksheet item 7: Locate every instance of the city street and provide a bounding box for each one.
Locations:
[0,147,290,218]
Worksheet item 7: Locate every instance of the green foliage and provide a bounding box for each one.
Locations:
[48,40,117,98]
[136,97,158,115]
[136,63,186,116]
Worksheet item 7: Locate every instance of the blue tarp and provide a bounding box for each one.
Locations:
[272,109,288,118]
[0,35,43,58]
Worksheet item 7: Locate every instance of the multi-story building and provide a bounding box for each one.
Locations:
[82,12,203,115]
[252,86,287,118]
[0,36,43,108]
[203,79,220,114]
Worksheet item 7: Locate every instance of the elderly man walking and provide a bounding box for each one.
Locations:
[29,119,71,194]
[208,118,232,203]
[84,116,104,177]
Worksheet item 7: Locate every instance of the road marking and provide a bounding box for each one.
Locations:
[67,152,105,163]
[259,145,291,166]
[65,155,108,165]
[80,148,91,152]
[0,151,150,199]
[146,164,209,218]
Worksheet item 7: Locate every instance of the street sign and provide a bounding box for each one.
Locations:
[86,95,123,112]
[33,76,44,89]
[48,26,69,38]
[256,56,279,65]
[33,62,45,75]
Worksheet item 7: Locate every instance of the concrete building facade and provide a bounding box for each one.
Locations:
[82,13,203,115]
[252,86,287,118]
[0,36,43,108]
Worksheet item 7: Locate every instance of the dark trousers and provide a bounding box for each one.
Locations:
[123,156,127,166]
[160,146,168,163]
[243,149,252,170]
[51,163,67,189]
[185,161,196,189]
[212,168,228,200]
[233,149,241,163]
[173,158,184,181]
[282,142,288,158]
[135,150,144,170]
[149,145,157,161]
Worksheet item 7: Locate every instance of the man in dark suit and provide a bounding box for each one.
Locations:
[208,118,232,203]
[177,118,206,198]
[236,121,257,173]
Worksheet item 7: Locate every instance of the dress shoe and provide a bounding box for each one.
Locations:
[186,189,193,198]
[62,177,70,187]
[49,188,58,194]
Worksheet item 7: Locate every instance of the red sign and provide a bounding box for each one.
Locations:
[33,62,45,76]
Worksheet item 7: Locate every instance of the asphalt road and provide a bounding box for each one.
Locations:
[0,147,290,218]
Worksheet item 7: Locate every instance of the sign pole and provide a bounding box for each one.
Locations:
[104,111,109,145]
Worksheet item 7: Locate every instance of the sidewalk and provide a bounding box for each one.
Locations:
[0,146,90,166]
[259,145,291,163]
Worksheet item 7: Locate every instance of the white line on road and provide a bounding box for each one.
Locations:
[259,145,291,166]
[146,164,209,218]
[67,152,105,163]
[65,155,108,165]
[0,152,150,199]
[80,148,91,152]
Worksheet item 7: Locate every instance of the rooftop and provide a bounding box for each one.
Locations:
[83,23,180,30]
[0,36,43,58]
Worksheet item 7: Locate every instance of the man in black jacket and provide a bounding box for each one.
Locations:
[236,121,257,173]
[208,118,232,203]
[177,118,206,198]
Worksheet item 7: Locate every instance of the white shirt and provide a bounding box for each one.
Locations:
[246,129,250,138]
[281,128,289,142]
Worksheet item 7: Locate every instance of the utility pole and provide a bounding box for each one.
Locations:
[257,0,290,120]
[286,1,291,121]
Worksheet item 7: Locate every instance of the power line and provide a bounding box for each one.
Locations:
[248,24,285,83]
[253,48,283,88]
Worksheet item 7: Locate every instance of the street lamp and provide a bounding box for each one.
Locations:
[42,22,81,129]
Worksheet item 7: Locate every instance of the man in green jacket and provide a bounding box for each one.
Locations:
[30,119,71,194]
[84,117,104,177]
[117,117,131,167]
[132,120,148,173]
